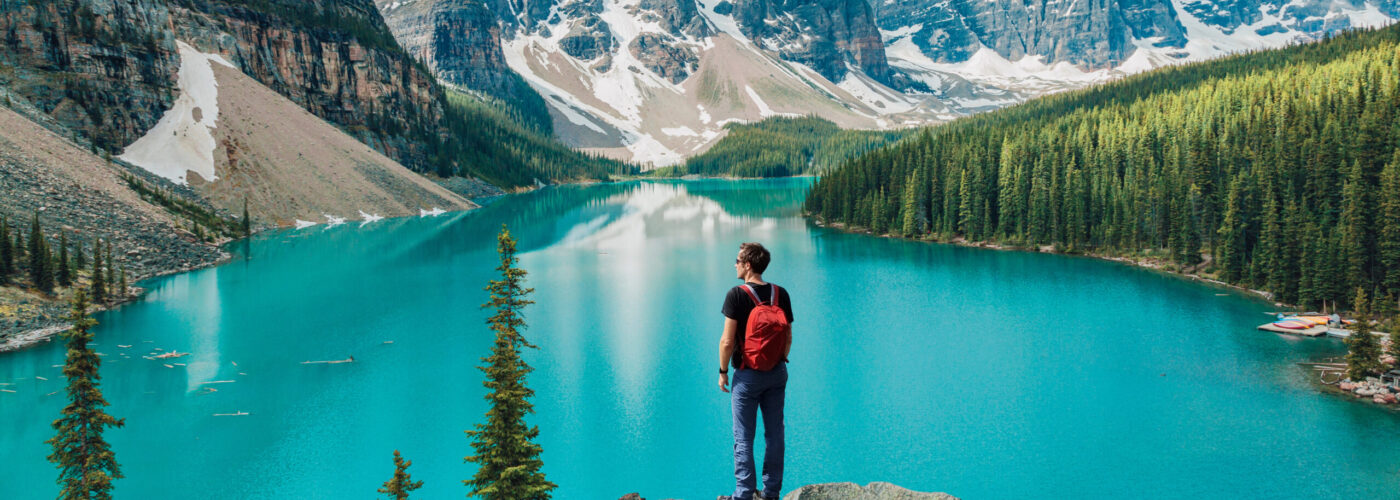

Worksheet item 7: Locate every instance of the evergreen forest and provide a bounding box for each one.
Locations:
[679,116,912,177]
[806,25,1400,312]
[443,89,636,187]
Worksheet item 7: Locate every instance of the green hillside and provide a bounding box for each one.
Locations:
[444,89,633,187]
[677,116,911,178]
[807,26,1400,311]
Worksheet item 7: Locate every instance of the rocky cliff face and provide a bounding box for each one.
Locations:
[733,0,890,82]
[0,0,179,153]
[376,0,553,132]
[169,0,448,172]
[1,0,464,176]
[377,0,507,90]
[630,0,710,82]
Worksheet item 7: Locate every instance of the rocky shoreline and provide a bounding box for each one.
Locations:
[618,482,959,500]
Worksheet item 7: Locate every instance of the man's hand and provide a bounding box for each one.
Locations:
[718,372,730,393]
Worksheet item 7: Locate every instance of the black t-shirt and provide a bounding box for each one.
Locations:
[722,282,794,370]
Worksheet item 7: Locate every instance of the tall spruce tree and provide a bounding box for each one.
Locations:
[46,290,125,499]
[57,231,71,287]
[105,241,114,291]
[74,238,86,271]
[90,239,106,304]
[1380,151,1400,304]
[0,216,11,284]
[242,198,251,236]
[13,222,23,264]
[30,212,53,292]
[378,450,424,499]
[465,225,555,500]
[1346,287,1383,381]
[117,266,127,299]
[1217,174,1247,282]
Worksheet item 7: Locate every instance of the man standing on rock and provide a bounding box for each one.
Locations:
[718,242,794,500]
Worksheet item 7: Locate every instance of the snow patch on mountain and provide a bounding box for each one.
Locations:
[119,41,233,185]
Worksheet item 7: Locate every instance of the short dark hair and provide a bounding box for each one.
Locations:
[738,242,771,274]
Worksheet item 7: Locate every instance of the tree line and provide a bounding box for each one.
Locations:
[806,25,1400,315]
[0,213,127,304]
[678,116,912,178]
[443,89,636,187]
[37,225,552,500]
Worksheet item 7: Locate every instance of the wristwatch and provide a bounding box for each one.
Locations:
[719,368,728,374]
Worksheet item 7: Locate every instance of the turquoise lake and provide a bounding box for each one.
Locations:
[2,178,1399,499]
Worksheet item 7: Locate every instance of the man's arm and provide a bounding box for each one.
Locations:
[718,318,738,392]
[784,325,792,359]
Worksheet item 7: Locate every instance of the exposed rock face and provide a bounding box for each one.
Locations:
[871,0,1138,68]
[377,0,505,93]
[631,32,699,83]
[490,0,556,29]
[783,482,960,500]
[962,0,1133,68]
[376,0,553,132]
[629,0,710,83]
[0,0,179,153]
[167,0,448,173]
[560,15,618,60]
[1117,0,1187,48]
[1,0,466,176]
[641,0,710,35]
[732,0,890,83]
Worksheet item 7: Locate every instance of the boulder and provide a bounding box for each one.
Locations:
[784,482,959,500]
[1374,394,1388,404]
[1340,381,1356,391]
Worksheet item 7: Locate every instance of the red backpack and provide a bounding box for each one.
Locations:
[740,284,790,371]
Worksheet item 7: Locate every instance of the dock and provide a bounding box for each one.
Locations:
[1257,323,1327,337]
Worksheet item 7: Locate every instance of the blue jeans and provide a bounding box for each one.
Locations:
[731,363,787,499]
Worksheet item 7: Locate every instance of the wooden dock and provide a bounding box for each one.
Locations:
[1257,323,1327,337]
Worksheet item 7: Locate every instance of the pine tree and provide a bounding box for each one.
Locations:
[74,238,86,270]
[46,290,125,499]
[377,450,424,499]
[0,216,11,284]
[242,198,252,236]
[465,225,555,500]
[117,266,127,300]
[900,170,923,237]
[1217,174,1247,282]
[1389,321,1400,367]
[30,212,52,291]
[1346,287,1383,381]
[105,241,114,292]
[57,231,71,287]
[1380,151,1400,301]
[90,240,106,304]
[1339,160,1368,295]
[13,224,23,263]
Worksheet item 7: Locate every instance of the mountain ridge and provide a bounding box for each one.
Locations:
[379,0,1398,167]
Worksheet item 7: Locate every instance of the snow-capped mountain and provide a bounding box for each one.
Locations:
[377,0,1397,168]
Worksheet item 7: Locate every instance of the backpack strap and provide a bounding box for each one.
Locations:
[740,284,763,306]
[770,284,780,307]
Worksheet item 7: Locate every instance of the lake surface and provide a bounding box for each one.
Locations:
[2,178,1398,499]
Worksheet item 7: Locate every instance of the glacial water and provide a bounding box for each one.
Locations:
[2,178,1398,499]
